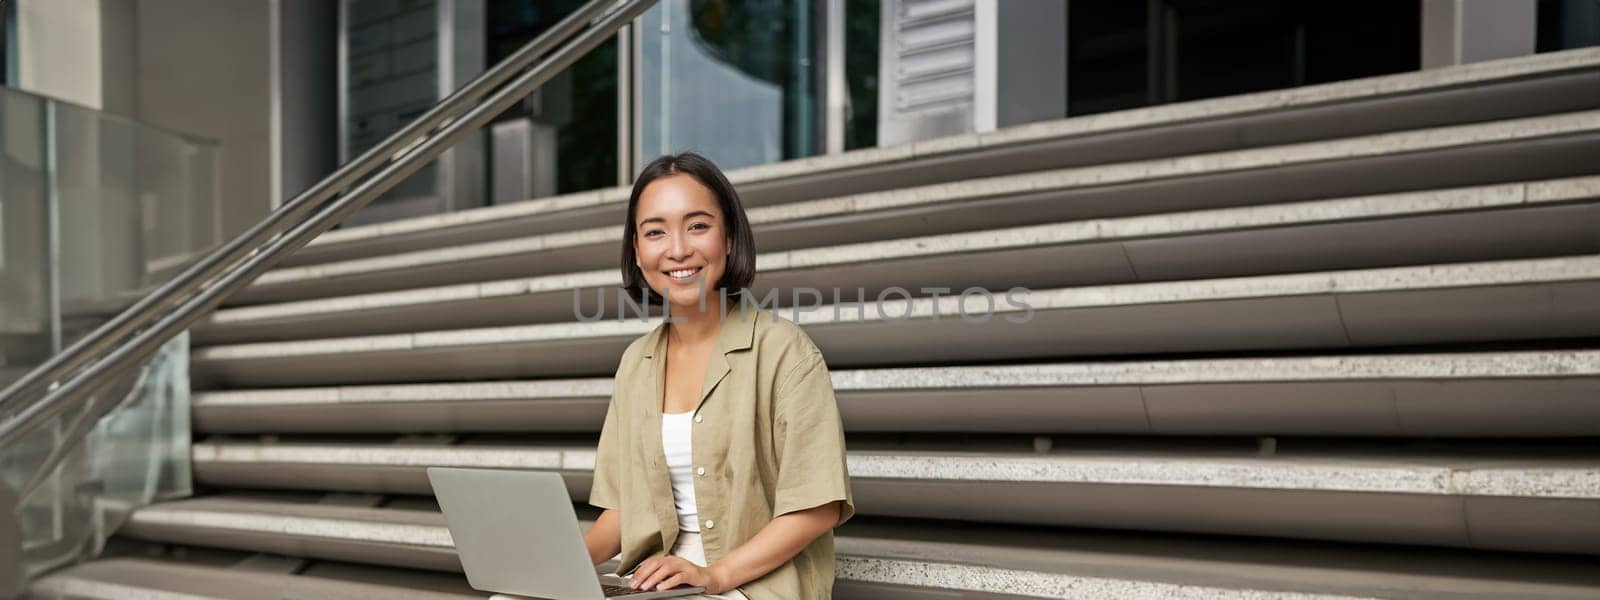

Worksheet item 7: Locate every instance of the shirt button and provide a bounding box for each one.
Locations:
[694,414,703,424]
[704,519,714,529]
[696,467,706,477]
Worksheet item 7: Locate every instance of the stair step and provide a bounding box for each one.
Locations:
[29,557,480,600]
[286,49,1600,268]
[192,350,1600,437]
[236,110,1600,306]
[99,495,1600,598]
[198,176,1600,344]
[194,255,1600,387]
[186,441,1600,554]
[40,44,1600,600]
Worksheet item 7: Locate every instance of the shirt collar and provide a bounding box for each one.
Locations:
[640,298,758,360]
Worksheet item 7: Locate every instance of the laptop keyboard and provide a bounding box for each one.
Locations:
[601,583,656,597]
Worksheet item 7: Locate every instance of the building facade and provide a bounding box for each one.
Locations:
[5,0,1599,224]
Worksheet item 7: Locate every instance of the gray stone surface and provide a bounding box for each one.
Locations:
[194,255,1600,364]
[32,559,481,600]
[835,558,1375,600]
[188,441,1600,499]
[129,503,454,548]
[204,175,1600,331]
[191,350,1600,406]
[195,379,612,406]
[301,49,1600,255]
[109,494,1600,599]
[247,112,1600,294]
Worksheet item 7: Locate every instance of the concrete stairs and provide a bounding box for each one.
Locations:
[29,48,1600,599]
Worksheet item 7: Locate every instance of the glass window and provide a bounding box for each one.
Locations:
[1067,1,1148,116]
[844,0,880,151]
[487,0,618,195]
[345,0,441,204]
[2,0,14,87]
[638,0,820,171]
[0,90,48,370]
[1537,0,1600,53]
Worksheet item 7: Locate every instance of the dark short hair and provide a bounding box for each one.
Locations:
[621,152,756,305]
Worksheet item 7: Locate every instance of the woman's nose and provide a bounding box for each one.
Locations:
[667,233,693,260]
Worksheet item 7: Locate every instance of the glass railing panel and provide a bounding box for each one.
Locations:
[0,86,210,593]
[4,333,189,583]
[48,94,222,322]
[0,87,51,381]
[54,100,140,316]
[0,87,220,378]
[136,124,222,286]
[82,331,192,517]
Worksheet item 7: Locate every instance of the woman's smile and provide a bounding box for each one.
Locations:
[665,266,703,283]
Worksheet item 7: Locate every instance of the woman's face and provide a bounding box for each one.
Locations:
[633,173,730,310]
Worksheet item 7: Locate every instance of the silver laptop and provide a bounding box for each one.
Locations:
[428,467,704,599]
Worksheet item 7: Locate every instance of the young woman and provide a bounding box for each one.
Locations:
[583,153,855,599]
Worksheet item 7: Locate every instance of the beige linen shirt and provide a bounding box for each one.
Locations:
[589,300,856,600]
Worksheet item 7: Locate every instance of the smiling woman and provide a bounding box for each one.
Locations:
[620,153,756,311]
[584,153,855,599]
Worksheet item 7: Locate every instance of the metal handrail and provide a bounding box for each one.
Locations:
[0,0,656,450]
[0,0,619,416]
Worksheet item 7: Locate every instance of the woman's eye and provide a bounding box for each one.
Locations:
[641,222,707,237]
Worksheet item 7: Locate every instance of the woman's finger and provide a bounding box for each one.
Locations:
[638,559,682,591]
[656,573,687,591]
[630,559,661,589]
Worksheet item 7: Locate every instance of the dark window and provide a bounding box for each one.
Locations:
[1537,0,1600,53]
[1068,0,1421,117]
[1067,1,1148,116]
[487,0,618,195]
[844,1,879,150]
[1,0,12,86]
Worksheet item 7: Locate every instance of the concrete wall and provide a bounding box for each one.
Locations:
[1422,0,1538,68]
[134,0,273,239]
[15,0,104,109]
[16,0,339,243]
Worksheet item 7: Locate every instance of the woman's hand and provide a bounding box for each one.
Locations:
[628,555,728,594]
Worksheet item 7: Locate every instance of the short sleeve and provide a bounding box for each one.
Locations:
[771,352,855,527]
[589,384,624,509]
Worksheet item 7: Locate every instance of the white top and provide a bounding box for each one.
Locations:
[661,410,700,532]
